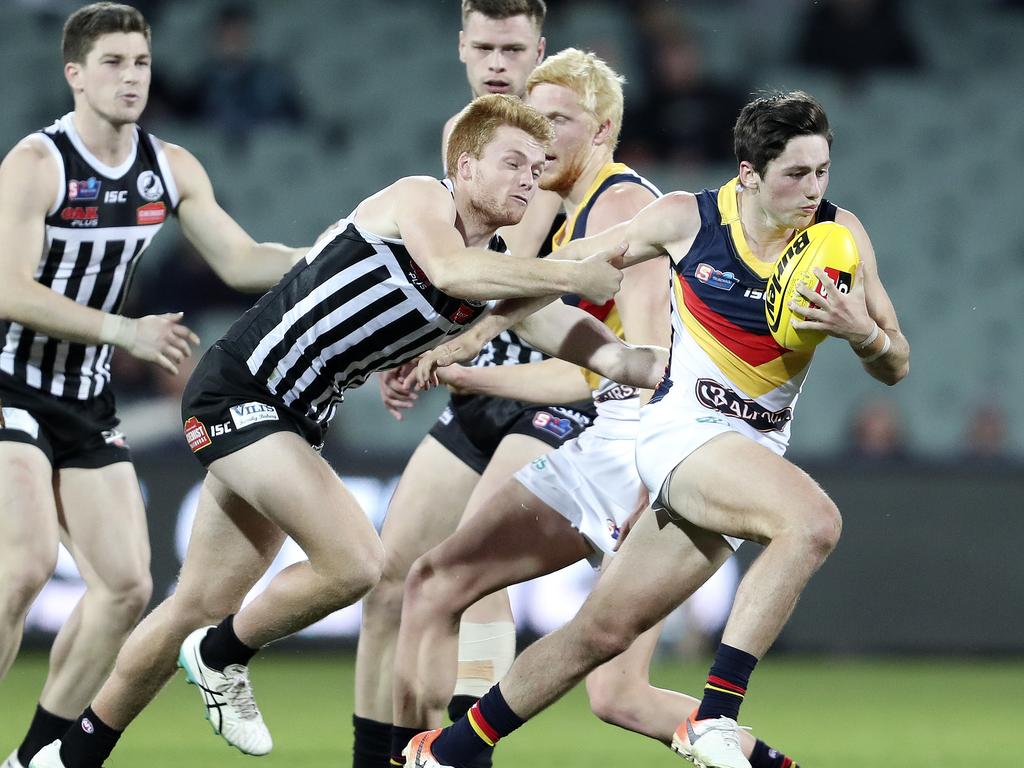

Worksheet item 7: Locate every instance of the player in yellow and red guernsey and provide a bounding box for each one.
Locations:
[407,91,908,768]
[398,54,801,768]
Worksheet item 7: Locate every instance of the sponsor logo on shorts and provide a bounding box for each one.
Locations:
[137,170,164,201]
[594,383,640,404]
[437,406,454,426]
[210,422,233,437]
[530,456,548,471]
[1,407,40,439]
[136,201,166,225]
[694,262,739,291]
[229,402,279,430]
[449,303,477,324]
[606,518,621,541]
[694,378,792,432]
[550,406,592,428]
[68,177,101,201]
[184,416,211,452]
[532,411,572,438]
[696,415,727,425]
[102,428,128,448]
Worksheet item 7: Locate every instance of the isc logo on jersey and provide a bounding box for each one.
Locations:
[229,402,279,430]
[764,222,860,352]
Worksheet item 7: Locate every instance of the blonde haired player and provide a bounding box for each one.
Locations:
[393,50,802,768]
[406,90,908,768]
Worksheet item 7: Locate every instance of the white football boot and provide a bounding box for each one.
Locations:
[178,626,272,755]
[403,730,456,768]
[671,710,751,768]
[25,742,64,768]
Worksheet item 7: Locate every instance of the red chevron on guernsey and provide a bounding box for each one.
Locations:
[680,275,788,365]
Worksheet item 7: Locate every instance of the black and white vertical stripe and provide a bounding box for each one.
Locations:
[222,220,493,424]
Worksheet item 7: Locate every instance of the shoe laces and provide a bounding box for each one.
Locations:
[220,664,261,720]
[701,716,749,751]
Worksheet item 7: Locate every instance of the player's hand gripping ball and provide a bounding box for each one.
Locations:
[764,222,860,351]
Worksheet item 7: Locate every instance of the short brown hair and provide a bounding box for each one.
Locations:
[462,0,546,31]
[734,91,832,176]
[62,2,150,64]
[446,94,554,179]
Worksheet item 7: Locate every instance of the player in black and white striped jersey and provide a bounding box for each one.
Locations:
[31,92,654,768]
[0,5,308,768]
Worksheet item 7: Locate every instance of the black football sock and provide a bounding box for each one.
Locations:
[447,695,493,768]
[198,614,258,671]
[352,714,393,768]
[58,708,121,768]
[16,704,74,765]
[389,725,422,767]
[432,684,524,766]
[696,643,758,722]
[750,738,800,768]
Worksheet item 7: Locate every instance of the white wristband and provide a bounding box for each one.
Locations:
[860,331,891,364]
[99,314,137,349]
[855,323,880,349]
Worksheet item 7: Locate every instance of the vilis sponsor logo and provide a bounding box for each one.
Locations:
[68,177,100,201]
[184,416,212,452]
[694,262,739,291]
[229,402,279,430]
[764,230,811,333]
[104,189,128,204]
[61,206,99,227]
[137,170,164,201]
[136,201,166,225]
[694,378,792,432]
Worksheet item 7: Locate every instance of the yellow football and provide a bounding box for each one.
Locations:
[764,221,860,352]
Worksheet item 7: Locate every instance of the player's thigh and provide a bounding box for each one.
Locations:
[458,433,552,528]
[0,442,59,579]
[174,470,287,609]
[207,431,379,562]
[55,461,150,591]
[420,477,591,598]
[379,435,480,579]
[578,510,733,638]
[667,432,836,543]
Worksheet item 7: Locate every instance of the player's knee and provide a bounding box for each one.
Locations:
[803,497,842,560]
[323,537,385,607]
[585,672,633,726]
[576,619,635,668]
[361,570,406,629]
[98,569,153,626]
[404,553,464,616]
[0,559,56,619]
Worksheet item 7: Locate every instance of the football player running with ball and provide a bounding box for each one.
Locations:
[406,90,909,768]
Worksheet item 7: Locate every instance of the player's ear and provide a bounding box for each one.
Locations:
[458,30,468,63]
[738,161,760,191]
[456,152,475,182]
[535,36,546,65]
[593,118,613,147]
[64,61,82,93]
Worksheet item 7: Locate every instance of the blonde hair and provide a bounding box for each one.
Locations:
[446,94,554,179]
[527,47,625,148]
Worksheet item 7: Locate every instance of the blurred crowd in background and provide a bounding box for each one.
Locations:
[3,0,1022,465]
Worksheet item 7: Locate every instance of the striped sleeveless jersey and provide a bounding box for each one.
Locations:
[0,113,178,399]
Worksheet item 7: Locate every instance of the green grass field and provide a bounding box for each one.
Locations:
[1,650,1018,767]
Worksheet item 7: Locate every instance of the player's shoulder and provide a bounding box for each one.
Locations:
[390,175,456,207]
[833,206,875,257]
[0,134,59,187]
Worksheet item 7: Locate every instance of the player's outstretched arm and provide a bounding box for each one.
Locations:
[166,143,308,292]
[513,301,667,390]
[386,177,623,303]
[790,210,909,385]
[0,139,198,374]
[437,357,591,405]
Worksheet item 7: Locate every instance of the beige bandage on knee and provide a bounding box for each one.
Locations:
[454,621,516,698]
